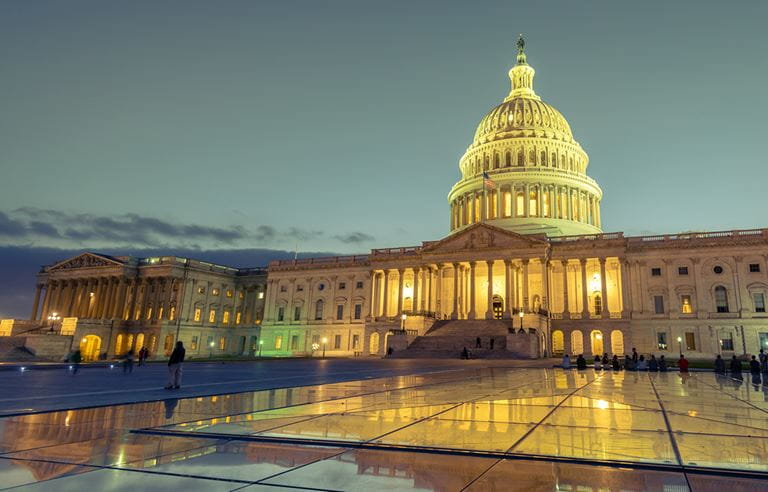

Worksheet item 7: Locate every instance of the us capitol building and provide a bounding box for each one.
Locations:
[7,39,768,361]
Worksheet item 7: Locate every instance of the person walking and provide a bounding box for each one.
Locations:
[70,349,82,375]
[461,347,468,360]
[123,349,134,374]
[139,347,148,366]
[730,355,743,380]
[562,353,571,369]
[750,355,761,378]
[648,354,658,372]
[611,354,620,371]
[714,355,726,375]
[165,341,186,390]
[576,354,587,370]
[659,355,668,372]
[678,354,689,373]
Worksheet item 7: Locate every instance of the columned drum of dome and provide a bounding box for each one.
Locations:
[448,37,603,237]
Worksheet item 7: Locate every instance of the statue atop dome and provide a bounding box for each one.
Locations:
[516,34,527,65]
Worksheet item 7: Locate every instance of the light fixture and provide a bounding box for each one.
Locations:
[596,333,602,340]
[519,311,524,318]
[401,314,407,320]
[677,336,682,343]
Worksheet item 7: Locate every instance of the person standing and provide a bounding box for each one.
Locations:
[659,355,668,372]
[70,349,82,375]
[648,354,658,372]
[730,355,743,380]
[123,349,134,374]
[678,354,689,373]
[750,355,761,379]
[166,341,186,390]
[631,348,638,364]
[760,349,768,373]
[714,355,726,375]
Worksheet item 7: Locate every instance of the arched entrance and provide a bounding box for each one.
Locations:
[552,330,565,355]
[79,335,101,362]
[114,334,124,356]
[135,333,145,352]
[571,330,584,355]
[590,330,604,356]
[492,295,504,319]
[611,330,624,355]
[369,332,380,355]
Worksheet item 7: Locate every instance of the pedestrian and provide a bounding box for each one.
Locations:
[490,338,495,350]
[611,354,620,371]
[139,347,148,366]
[631,347,638,363]
[461,347,468,359]
[601,353,609,366]
[637,355,647,371]
[576,354,587,370]
[730,355,743,380]
[659,355,668,372]
[123,349,134,374]
[714,355,726,375]
[760,349,768,373]
[750,355,761,376]
[475,337,481,349]
[678,354,689,373]
[70,349,82,375]
[562,353,571,369]
[648,354,658,372]
[165,341,185,390]
[594,355,601,370]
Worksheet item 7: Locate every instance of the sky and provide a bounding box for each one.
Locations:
[1,0,767,317]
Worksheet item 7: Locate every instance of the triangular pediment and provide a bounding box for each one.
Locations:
[47,252,125,272]
[422,223,548,254]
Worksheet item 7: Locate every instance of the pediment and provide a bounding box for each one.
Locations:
[47,252,124,272]
[422,223,548,254]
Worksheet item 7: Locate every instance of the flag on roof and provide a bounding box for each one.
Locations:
[482,172,496,190]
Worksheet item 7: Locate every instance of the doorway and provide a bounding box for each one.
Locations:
[79,335,102,362]
[492,295,504,320]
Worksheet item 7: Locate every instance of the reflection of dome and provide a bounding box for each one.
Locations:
[448,36,604,237]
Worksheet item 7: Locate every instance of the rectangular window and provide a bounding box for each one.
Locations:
[336,305,344,320]
[280,285,287,292]
[294,306,301,321]
[657,332,667,350]
[760,332,768,351]
[334,334,342,349]
[339,282,346,290]
[750,263,761,273]
[212,288,220,296]
[354,304,362,320]
[296,285,304,292]
[653,295,664,314]
[290,335,299,350]
[515,192,525,217]
[222,310,230,324]
[352,334,360,349]
[193,308,201,322]
[274,336,282,350]
[651,268,662,277]
[356,281,364,289]
[680,295,692,314]
[720,332,734,351]
[277,307,285,322]
[226,290,233,298]
[207,336,213,348]
[503,189,512,217]
[754,293,766,313]
[238,291,244,299]
[190,336,198,351]
[208,309,216,323]
[678,266,688,275]
[219,337,226,350]
[235,311,241,324]
[685,332,696,351]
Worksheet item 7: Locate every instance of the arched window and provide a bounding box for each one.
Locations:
[540,151,547,166]
[505,152,512,167]
[135,333,145,352]
[493,153,500,169]
[551,153,557,167]
[529,149,536,165]
[571,330,584,355]
[715,286,729,313]
[552,330,565,355]
[611,330,624,355]
[115,334,124,356]
[590,330,603,355]
[483,155,489,171]
[529,189,538,216]
[517,150,524,166]
[560,154,566,169]
[163,335,174,355]
[315,299,324,320]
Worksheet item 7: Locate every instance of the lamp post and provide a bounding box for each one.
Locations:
[209,340,215,359]
[400,313,407,331]
[677,336,682,355]
[47,312,61,333]
[258,340,263,357]
[322,337,328,358]
[519,310,524,332]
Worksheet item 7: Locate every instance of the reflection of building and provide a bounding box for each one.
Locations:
[11,39,768,360]
[24,253,266,360]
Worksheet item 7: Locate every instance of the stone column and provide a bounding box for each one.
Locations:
[30,284,43,321]
[467,262,476,319]
[485,260,494,319]
[43,282,57,319]
[503,260,512,318]
[426,266,433,312]
[561,260,570,317]
[524,184,530,217]
[368,271,377,318]
[96,278,109,318]
[382,270,390,318]
[511,186,517,217]
[396,269,405,315]
[66,280,79,317]
[79,279,93,318]
[536,185,543,218]
[599,259,609,318]
[451,263,460,319]
[619,259,631,318]
[580,259,589,317]
[522,259,530,312]
[541,258,550,313]
[116,279,129,320]
[436,265,443,316]
[412,267,420,314]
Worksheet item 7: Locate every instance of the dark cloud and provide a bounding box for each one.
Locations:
[0,212,27,236]
[333,232,374,244]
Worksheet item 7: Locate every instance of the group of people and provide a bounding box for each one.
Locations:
[562,348,672,372]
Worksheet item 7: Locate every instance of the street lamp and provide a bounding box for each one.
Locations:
[322,337,328,358]
[258,340,263,357]
[677,336,683,355]
[519,310,524,332]
[209,340,215,358]
[47,312,61,332]
[400,313,407,331]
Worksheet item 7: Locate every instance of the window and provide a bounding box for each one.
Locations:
[219,337,226,350]
[197,286,205,294]
[356,281,364,289]
[158,306,163,319]
[680,295,693,314]
[190,336,198,351]
[678,266,688,276]
[222,310,230,324]
[713,265,723,274]
[754,293,766,313]
[334,334,342,349]
[657,332,667,350]
[206,336,213,349]
[653,295,664,314]
[146,307,152,320]
[290,335,299,350]
[226,290,233,298]
[339,282,346,290]
[315,300,324,320]
[592,294,602,315]
[280,285,287,292]
[352,334,360,349]
[134,308,141,320]
[274,336,282,350]
[277,307,285,322]
[528,190,538,216]
[714,286,729,312]
[651,268,662,277]
[685,332,696,351]
[318,283,325,291]
[312,335,320,346]
[169,306,176,321]
[720,332,734,351]
[354,304,362,320]
[515,192,525,216]
[336,305,344,320]
[193,308,202,322]
[296,285,304,292]
[212,288,220,296]
[750,263,761,273]
[235,311,241,324]
[238,291,244,299]
[208,309,216,323]
[294,306,301,321]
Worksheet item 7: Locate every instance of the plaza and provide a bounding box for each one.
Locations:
[0,360,766,490]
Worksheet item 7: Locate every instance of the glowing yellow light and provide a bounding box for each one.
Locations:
[589,273,601,292]
[687,410,698,417]
[596,334,602,340]
[596,399,609,409]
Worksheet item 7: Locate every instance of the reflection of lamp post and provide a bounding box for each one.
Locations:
[258,340,263,357]
[519,310,524,331]
[322,337,328,357]
[209,340,215,358]
[400,313,407,331]
[47,312,61,332]
[677,336,682,354]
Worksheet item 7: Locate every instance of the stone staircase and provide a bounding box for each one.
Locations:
[389,319,517,359]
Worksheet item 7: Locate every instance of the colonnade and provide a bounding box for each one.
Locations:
[450,185,601,231]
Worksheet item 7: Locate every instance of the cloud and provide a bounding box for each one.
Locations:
[333,232,374,244]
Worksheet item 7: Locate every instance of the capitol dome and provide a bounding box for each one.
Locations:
[448,37,603,237]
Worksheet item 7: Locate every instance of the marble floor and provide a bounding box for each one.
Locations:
[0,367,766,490]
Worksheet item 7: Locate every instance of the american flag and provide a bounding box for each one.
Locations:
[482,171,496,190]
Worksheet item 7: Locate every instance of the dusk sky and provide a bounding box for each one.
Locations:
[1,0,767,317]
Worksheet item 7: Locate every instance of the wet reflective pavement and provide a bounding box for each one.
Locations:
[1,367,766,490]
